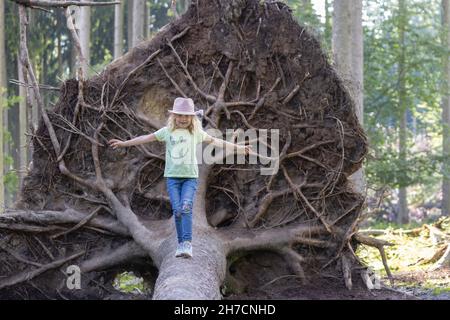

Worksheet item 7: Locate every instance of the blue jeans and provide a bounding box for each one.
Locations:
[166,177,198,243]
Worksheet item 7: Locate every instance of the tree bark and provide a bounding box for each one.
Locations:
[442,0,450,216]
[183,0,191,14]
[351,0,364,126]
[0,3,13,206]
[79,0,91,75]
[114,0,124,59]
[18,59,28,191]
[350,0,365,193]
[325,0,332,45]
[127,0,133,51]
[332,0,352,78]
[143,0,148,38]
[397,0,409,224]
[0,0,5,210]
[153,230,227,299]
[131,0,145,48]
[332,0,365,194]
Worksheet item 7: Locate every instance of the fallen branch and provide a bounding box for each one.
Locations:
[12,0,120,8]
[0,251,84,290]
[354,232,394,285]
[50,206,104,239]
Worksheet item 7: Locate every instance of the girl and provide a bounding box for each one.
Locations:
[108,97,250,258]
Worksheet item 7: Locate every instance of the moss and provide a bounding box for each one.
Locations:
[356,218,450,296]
[430,287,450,296]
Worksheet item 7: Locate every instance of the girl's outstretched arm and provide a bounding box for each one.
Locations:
[204,135,252,155]
[108,133,157,149]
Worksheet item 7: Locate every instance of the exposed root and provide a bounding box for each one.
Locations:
[0,251,84,290]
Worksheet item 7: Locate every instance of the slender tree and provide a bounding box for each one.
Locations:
[183,0,190,13]
[114,0,124,59]
[0,0,6,210]
[434,0,450,261]
[0,3,11,206]
[332,0,365,193]
[80,0,91,75]
[143,0,148,38]
[131,0,145,48]
[352,0,364,125]
[325,0,332,45]
[18,59,28,191]
[127,0,133,51]
[397,0,409,224]
[351,0,365,192]
[332,0,352,86]
[442,0,450,216]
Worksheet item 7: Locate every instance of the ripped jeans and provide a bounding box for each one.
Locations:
[166,177,198,243]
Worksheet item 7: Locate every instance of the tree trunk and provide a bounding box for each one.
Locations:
[79,0,90,75]
[183,0,191,14]
[442,0,450,216]
[0,0,5,210]
[143,0,148,38]
[131,0,144,48]
[351,0,364,126]
[325,0,332,46]
[350,0,365,193]
[397,0,409,224]
[153,226,227,299]
[332,0,365,194]
[127,0,133,51]
[18,59,28,191]
[0,3,9,207]
[332,0,352,83]
[114,0,124,59]
[57,12,64,77]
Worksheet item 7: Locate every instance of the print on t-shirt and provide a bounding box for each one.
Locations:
[169,135,189,160]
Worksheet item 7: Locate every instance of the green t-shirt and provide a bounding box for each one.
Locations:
[153,126,210,178]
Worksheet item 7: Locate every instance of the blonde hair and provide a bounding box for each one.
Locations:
[167,113,203,135]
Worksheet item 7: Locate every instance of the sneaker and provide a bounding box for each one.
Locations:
[182,241,193,258]
[175,243,184,257]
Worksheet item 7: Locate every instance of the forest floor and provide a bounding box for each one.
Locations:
[224,268,450,300]
[353,217,450,300]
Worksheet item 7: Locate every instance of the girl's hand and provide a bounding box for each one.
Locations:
[108,139,125,149]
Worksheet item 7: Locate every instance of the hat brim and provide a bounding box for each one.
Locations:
[168,110,197,115]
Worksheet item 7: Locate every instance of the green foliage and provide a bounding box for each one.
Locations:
[286,0,322,28]
[366,149,442,188]
[91,6,114,68]
[363,0,446,203]
[4,164,18,195]
[285,0,330,52]
[1,94,19,195]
